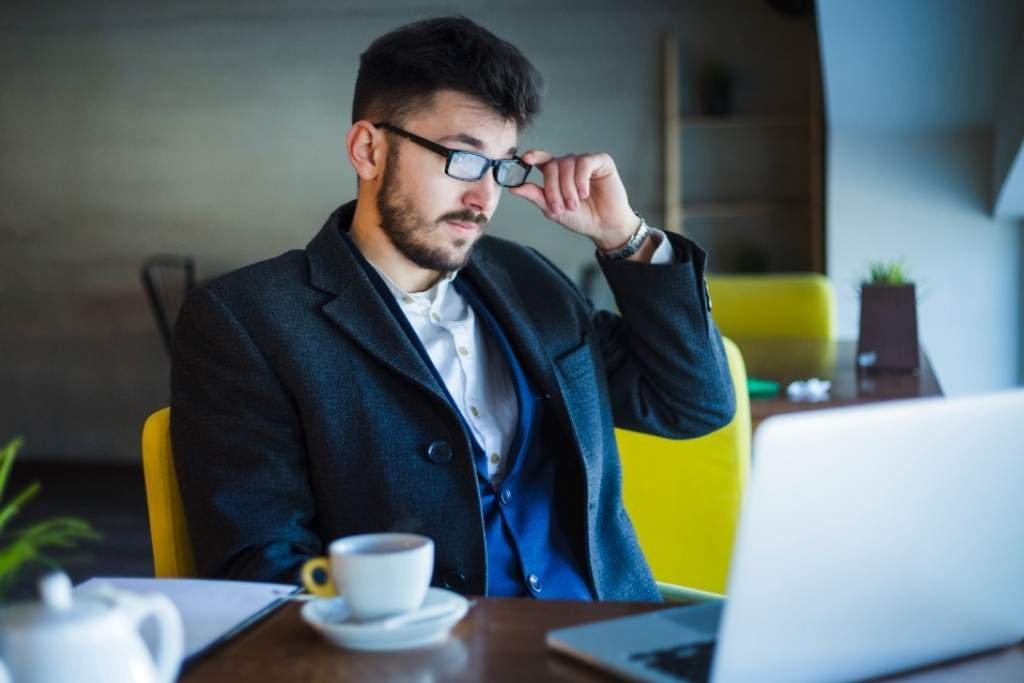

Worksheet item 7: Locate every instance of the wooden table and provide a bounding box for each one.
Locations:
[180,598,1024,682]
[733,338,943,429]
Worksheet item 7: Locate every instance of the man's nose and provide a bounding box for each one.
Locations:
[461,172,501,214]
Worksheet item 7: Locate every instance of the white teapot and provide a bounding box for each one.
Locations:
[0,572,184,683]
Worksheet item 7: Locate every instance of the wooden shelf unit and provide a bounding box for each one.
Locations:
[678,201,810,220]
[662,33,825,273]
[678,115,809,129]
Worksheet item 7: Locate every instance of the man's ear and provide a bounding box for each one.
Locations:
[347,121,385,181]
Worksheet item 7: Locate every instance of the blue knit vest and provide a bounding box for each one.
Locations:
[453,277,593,599]
[342,235,593,599]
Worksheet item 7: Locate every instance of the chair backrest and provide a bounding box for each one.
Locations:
[617,337,751,594]
[141,255,196,355]
[706,273,836,340]
[141,407,196,578]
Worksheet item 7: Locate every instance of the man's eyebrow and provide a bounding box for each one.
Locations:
[437,133,484,149]
[437,133,518,157]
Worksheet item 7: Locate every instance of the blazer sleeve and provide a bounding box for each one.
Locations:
[595,231,736,438]
[170,286,321,583]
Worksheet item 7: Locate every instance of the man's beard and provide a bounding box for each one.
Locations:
[377,149,487,274]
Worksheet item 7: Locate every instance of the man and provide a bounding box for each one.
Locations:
[171,16,734,601]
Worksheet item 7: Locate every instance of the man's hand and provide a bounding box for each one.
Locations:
[508,150,641,252]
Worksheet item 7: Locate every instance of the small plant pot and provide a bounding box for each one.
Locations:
[857,284,919,371]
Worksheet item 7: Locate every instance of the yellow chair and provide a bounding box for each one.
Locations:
[618,337,751,596]
[706,274,836,340]
[141,407,196,578]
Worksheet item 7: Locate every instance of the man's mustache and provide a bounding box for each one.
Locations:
[438,210,488,226]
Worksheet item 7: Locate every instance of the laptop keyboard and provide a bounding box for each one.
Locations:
[628,640,716,682]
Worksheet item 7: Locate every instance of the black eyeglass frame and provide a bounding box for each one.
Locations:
[374,122,532,188]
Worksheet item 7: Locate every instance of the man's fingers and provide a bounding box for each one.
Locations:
[522,149,554,166]
[508,182,551,215]
[575,155,599,200]
[542,158,563,215]
[517,151,614,220]
[558,156,579,211]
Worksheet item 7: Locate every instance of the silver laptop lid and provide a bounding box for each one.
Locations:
[713,390,1024,683]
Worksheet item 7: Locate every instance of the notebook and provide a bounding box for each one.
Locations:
[75,577,298,666]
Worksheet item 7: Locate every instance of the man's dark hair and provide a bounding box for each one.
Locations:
[352,16,543,129]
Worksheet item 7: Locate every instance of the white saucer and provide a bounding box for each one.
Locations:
[300,587,470,651]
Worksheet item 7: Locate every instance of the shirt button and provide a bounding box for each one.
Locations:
[490,452,501,465]
[402,296,413,304]
[470,406,479,417]
[458,346,469,356]
[527,574,542,594]
[431,312,441,322]
[500,488,512,505]
[442,570,467,593]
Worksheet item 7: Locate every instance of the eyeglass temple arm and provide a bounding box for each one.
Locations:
[373,122,451,158]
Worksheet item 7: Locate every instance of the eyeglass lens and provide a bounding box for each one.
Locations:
[495,160,528,187]
[448,151,529,188]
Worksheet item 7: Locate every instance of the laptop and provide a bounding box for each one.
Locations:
[548,390,1024,682]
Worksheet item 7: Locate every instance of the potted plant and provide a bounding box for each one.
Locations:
[856,260,919,371]
[0,436,100,598]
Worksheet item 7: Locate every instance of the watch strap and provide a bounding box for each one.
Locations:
[599,212,651,260]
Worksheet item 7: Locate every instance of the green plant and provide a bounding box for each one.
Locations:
[861,260,912,286]
[0,436,100,596]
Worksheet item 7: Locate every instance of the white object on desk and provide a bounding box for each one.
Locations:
[786,377,831,402]
[74,577,296,663]
[547,389,1024,683]
[0,571,184,683]
[301,587,470,651]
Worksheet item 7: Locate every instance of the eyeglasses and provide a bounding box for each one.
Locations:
[375,122,532,188]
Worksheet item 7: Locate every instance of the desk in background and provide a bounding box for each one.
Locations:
[733,338,943,430]
[180,598,1024,682]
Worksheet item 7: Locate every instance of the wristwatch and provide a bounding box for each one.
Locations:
[599,212,651,260]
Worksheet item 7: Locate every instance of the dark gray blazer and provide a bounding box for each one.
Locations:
[170,202,735,600]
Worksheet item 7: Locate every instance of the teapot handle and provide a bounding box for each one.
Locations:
[123,593,185,683]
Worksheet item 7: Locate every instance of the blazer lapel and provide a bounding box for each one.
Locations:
[461,247,597,467]
[305,204,448,404]
[460,250,560,400]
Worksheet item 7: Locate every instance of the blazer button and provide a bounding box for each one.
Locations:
[527,574,542,594]
[499,487,512,505]
[426,440,452,464]
[442,570,467,592]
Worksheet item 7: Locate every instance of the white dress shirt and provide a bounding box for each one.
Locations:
[367,229,674,482]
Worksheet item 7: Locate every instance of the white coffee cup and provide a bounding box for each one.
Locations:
[300,533,434,621]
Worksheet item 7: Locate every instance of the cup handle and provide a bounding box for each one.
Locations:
[301,556,337,597]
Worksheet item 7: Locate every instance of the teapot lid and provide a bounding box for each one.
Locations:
[0,572,112,631]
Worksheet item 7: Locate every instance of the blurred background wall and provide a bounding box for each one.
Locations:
[817,0,1024,396]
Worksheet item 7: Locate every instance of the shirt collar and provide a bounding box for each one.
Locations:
[365,260,459,311]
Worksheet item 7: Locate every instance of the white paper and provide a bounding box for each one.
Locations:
[75,577,297,659]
